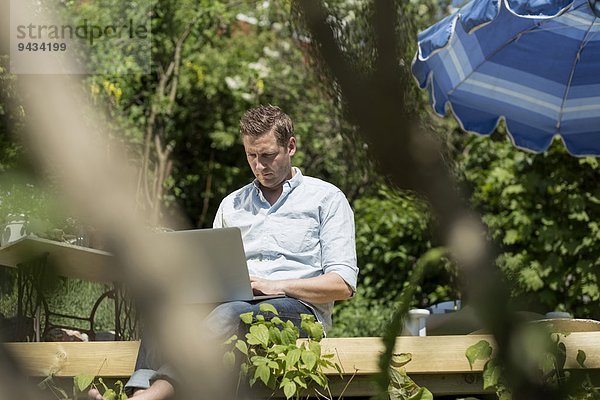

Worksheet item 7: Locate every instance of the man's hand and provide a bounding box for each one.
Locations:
[87,388,103,400]
[249,273,353,303]
[250,276,285,296]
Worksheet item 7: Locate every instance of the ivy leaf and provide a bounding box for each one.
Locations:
[285,348,302,368]
[391,353,412,368]
[482,360,502,390]
[259,303,279,315]
[309,373,326,387]
[389,367,408,389]
[269,326,282,344]
[250,324,270,347]
[240,362,249,377]
[280,328,297,345]
[577,350,587,368]
[302,349,317,370]
[240,312,254,324]
[407,387,433,400]
[309,323,324,341]
[283,380,296,399]
[465,340,493,369]
[223,334,237,345]
[223,351,236,370]
[235,340,248,355]
[293,375,308,389]
[255,364,270,386]
[74,373,95,392]
[309,341,321,356]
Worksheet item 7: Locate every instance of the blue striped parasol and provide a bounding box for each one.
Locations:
[412,0,600,156]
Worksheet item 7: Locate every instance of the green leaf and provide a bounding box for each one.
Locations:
[301,349,318,370]
[223,334,237,345]
[482,360,502,390]
[309,341,321,356]
[309,323,324,341]
[240,362,249,377]
[389,367,408,389]
[255,364,270,386]
[249,324,270,347]
[465,340,493,369]
[391,353,412,368]
[408,387,434,400]
[103,389,117,400]
[269,344,287,355]
[235,340,248,355]
[285,348,302,368]
[283,380,296,399]
[259,303,279,315]
[240,312,254,324]
[577,350,587,368]
[269,327,282,344]
[223,351,235,370]
[293,375,308,389]
[309,372,326,387]
[280,327,297,345]
[74,373,95,392]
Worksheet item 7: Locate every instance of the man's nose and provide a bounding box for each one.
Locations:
[255,159,266,171]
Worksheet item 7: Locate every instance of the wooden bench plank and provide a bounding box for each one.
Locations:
[5,341,139,377]
[6,332,600,378]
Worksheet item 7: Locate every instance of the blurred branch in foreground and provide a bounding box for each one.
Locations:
[0,1,229,399]
[293,1,562,399]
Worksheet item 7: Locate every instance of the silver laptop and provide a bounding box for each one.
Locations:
[154,227,284,304]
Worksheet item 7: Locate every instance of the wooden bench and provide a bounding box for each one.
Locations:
[6,332,600,397]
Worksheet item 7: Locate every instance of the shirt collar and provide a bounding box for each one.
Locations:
[252,167,303,193]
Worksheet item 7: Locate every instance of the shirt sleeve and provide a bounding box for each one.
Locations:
[212,201,224,228]
[319,190,359,292]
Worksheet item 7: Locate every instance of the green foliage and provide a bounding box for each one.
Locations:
[454,135,600,318]
[464,327,600,400]
[353,185,433,303]
[39,373,126,400]
[330,185,457,337]
[388,353,433,400]
[225,303,341,399]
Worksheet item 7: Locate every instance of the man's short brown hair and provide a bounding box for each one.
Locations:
[239,105,294,147]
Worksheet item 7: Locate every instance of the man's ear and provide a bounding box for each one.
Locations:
[288,136,297,156]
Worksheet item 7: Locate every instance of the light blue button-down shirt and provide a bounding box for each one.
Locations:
[213,167,358,331]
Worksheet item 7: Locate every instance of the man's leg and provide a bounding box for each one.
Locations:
[114,299,314,400]
[205,298,315,340]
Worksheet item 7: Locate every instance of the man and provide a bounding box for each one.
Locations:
[89,105,358,400]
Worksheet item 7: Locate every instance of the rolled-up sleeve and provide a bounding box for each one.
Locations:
[319,191,358,292]
[212,202,224,229]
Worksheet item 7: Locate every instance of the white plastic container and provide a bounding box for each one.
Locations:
[403,309,431,336]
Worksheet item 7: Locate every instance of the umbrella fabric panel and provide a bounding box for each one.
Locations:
[412,0,600,155]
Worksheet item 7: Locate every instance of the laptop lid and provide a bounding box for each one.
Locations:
[153,227,282,304]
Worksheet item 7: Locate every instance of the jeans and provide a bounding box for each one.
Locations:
[125,297,315,393]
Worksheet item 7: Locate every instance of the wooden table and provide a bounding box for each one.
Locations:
[0,236,135,341]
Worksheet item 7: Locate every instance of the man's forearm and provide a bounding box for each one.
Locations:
[250,272,353,304]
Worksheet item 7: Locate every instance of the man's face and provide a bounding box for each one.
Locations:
[243,130,296,189]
